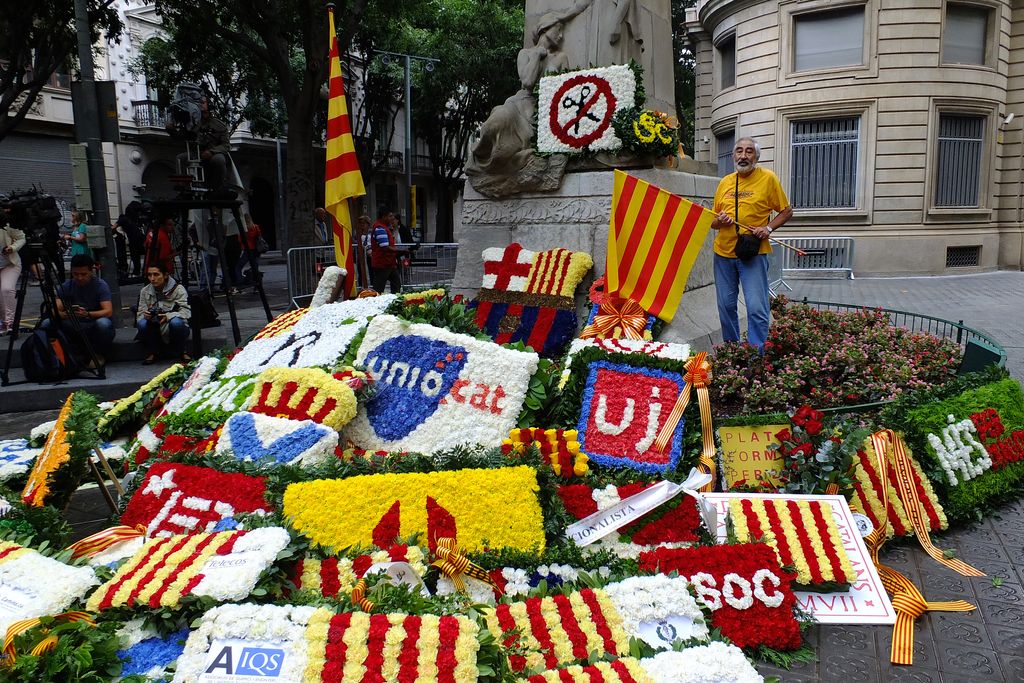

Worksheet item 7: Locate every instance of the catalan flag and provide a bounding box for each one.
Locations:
[606,170,714,322]
[324,6,365,297]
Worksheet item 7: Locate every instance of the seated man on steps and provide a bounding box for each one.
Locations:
[136,263,192,365]
[45,253,116,367]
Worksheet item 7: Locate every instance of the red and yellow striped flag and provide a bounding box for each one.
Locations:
[325,7,366,297]
[606,170,714,322]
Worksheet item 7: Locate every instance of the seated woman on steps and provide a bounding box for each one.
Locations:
[136,263,191,364]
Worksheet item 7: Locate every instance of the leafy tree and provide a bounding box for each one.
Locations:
[138,0,409,248]
[404,0,522,241]
[672,0,697,155]
[0,0,123,142]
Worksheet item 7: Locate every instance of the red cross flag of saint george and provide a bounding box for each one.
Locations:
[482,243,535,292]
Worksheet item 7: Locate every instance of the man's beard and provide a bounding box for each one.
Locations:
[734,160,756,174]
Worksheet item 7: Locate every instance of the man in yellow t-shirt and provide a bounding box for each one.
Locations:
[710,137,793,350]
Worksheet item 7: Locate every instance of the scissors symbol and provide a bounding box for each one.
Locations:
[561,84,602,134]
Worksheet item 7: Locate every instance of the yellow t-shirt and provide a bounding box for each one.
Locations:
[712,167,790,258]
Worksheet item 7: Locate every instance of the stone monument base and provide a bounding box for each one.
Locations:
[455,159,741,349]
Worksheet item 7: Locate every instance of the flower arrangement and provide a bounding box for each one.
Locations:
[293,545,428,599]
[252,307,310,340]
[711,299,961,415]
[559,337,690,389]
[345,315,539,453]
[576,360,687,474]
[116,621,188,679]
[484,586,631,672]
[479,243,593,298]
[401,288,447,306]
[927,415,992,485]
[22,393,100,509]
[86,527,290,610]
[214,411,339,466]
[309,265,347,307]
[637,543,801,651]
[98,363,186,437]
[440,563,613,603]
[0,541,100,635]
[171,603,324,682]
[729,497,855,590]
[611,107,680,158]
[0,439,41,482]
[642,642,763,683]
[602,575,708,642]
[245,366,357,430]
[850,440,947,538]
[159,356,221,416]
[558,482,702,558]
[520,658,655,683]
[769,407,868,496]
[470,297,579,358]
[160,374,258,430]
[502,428,589,478]
[971,407,1024,469]
[119,462,270,537]
[537,64,637,153]
[900,377,1024,522]
[283,466,546,553]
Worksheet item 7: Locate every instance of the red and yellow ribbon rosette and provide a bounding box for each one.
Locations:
[652,352,715,492]
[580,297,648,341]
[432,537,502,596]
[66,524,147,561]
[3,611,95,664]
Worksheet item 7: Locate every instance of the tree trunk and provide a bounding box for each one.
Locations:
[284,113,318,250]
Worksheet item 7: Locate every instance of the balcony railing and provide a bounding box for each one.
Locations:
[372,150,404,172]
[413,154,433,173]
[132,99,167,129]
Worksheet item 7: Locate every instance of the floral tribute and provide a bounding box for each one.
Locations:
[850,439,947,538]
[345,315,539,453]
[971,407,1024,469]
[223,296,396,378]
[729,497,855,590]
[292,545,428,599]
[214,412,338,466]
[926,415,992,486]
[98,363,185,437]
[245,367,358,430]
[0,541,100,635]
[612,107,681,159]
[769,407,868,496]
[637,543,801,650]
[479,243,593,298]
[484,576,704,673]
[0,439,41,482]
[558,482,703,558]
[520,658,655,683]
[22,394,89,508]
[284,466,546,553]
[642,642,764,683]
[472,243,593,357]
[172,604,481,683]
[120,462,270,538]
[441,563,613,604]
[252,307,310,340]
[576,360,687,474]
[559,337,689,388]
[117,622,188,679]
[86,527,290,610]
[159,356,220,416]
[161,373,258,425]
[537,64,637,153]
[502,428,589,478]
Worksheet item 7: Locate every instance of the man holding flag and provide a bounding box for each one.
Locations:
[710,136,793,350]
[324,4,366,298]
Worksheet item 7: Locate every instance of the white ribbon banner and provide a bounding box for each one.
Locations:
[566,468,714,546]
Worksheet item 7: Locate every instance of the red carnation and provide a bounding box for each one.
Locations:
[805,419,823,436]
[775,428,792,443]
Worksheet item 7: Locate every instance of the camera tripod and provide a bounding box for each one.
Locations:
[0,247,105,386]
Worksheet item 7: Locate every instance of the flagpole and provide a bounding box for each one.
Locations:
[733,220,807,256]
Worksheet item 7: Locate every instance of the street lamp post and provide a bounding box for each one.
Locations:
[375,50,438,234]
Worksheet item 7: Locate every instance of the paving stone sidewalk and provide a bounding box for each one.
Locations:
[1,270,1022,681]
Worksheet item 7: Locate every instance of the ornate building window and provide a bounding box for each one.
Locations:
[789,117,860,209]
[935,114,984,207]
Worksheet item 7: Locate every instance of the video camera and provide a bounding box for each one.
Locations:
[0,188,62,246]
[166,83,205,139]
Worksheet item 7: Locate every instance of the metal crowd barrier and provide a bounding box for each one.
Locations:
[287,242,459,307]
[774,236,855,280]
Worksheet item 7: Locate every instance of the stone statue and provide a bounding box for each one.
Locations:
[466,0,676,197]
[465,7,587,197]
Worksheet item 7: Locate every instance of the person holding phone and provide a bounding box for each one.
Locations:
[44,253,116,366]
[136,262,191,364]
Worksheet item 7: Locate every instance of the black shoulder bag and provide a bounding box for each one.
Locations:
[733,173,762,262]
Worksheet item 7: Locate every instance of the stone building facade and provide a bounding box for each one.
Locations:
[685,0,1024,275]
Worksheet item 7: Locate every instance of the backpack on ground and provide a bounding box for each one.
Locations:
[188,290,221,329]
[20,328,82,382]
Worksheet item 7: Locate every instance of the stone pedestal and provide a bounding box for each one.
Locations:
[455,159,739,349]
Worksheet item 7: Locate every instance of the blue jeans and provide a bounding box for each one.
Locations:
[714,253,770,349]
[137,317,190,356]
[42,316,116,357]
[234,250,260,283]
